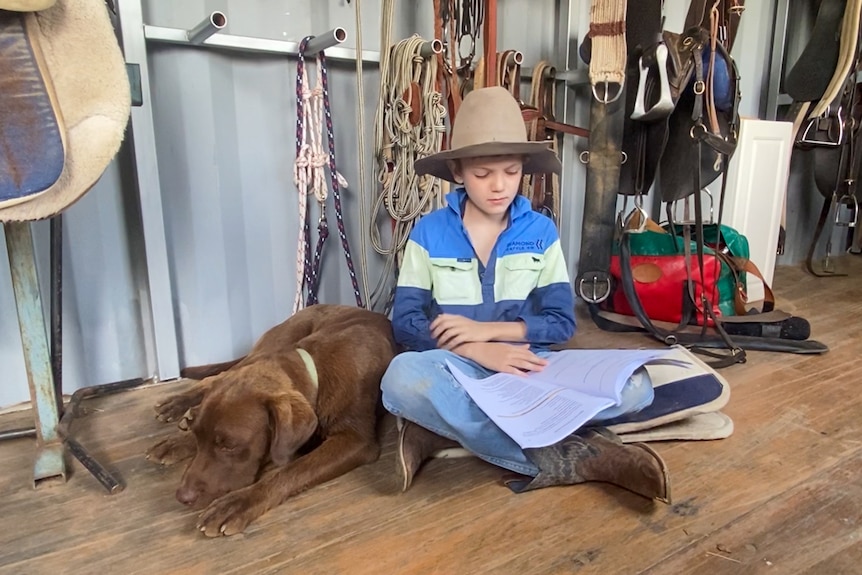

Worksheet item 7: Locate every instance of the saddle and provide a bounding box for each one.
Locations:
[0,0,130,222]
[784,0,862,273]
[620,6,742,203]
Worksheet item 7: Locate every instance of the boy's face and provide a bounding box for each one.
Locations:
[450,155,525,218]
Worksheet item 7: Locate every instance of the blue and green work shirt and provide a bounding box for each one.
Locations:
[391,189,576,352]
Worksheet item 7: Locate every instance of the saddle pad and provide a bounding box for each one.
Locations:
[784,0,846,102]
[617,411,733,443]
[605,346,730,435]
[0,10,65,209]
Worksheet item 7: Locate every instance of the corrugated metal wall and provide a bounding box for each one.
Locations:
[1,0,779,408]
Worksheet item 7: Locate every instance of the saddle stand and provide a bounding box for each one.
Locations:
[0,0,133,491]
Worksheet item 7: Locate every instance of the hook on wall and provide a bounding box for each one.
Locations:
[187,11,227,45]
[302,27,348,56]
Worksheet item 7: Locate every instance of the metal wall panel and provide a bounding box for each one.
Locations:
[1,161,149,408]
[1,1,776,408]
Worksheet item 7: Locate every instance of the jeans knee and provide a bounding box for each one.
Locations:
[620,367,654,413]
[380,352,425,412]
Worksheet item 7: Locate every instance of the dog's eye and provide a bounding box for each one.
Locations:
[214,437,236,451]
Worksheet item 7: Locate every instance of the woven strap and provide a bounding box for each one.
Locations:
[588,0,626,100]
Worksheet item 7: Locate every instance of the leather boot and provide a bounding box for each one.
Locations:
[503,427,671,503]
[396,420,460,492]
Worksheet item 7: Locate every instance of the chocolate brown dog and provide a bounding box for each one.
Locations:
[146,304,397,537]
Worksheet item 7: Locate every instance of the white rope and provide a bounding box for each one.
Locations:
[369,33,446,310]
[293,55,349,313]
[354,0,371,309]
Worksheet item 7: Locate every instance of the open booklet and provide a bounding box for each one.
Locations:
[446,348,690,449]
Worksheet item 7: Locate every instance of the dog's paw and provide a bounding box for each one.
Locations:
[154,395,196,423]
[196,489,263,537]
[146,434,196,465]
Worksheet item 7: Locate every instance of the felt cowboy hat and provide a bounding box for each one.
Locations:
[414,86,562,183]
[0,0,130,221]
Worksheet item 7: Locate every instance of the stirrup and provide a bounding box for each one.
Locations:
[797,106,845,148]
[834,193,859,227]
[631,43,674,121]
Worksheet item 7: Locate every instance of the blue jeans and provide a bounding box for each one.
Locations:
[381,349,654,476]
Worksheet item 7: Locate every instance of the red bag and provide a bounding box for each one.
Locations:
[606,253,727,326]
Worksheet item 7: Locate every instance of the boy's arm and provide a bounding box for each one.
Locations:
[517,238,577,346]
[390,239,439,351]
[431,314,528,349]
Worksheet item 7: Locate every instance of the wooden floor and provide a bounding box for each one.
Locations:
[2,258,862,575]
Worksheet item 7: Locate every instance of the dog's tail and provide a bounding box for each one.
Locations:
[180,357,244,380]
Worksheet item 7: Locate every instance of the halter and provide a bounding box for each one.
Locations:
[294,36,364,310]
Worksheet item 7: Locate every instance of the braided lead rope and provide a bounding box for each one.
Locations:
[304,48,331,307]
[317,42,365,308]
[293,36,328,312]
[294,37,310,312]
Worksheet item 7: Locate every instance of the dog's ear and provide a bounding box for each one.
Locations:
[267,391,318,466]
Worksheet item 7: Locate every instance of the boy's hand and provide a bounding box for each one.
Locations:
[454,342,548,375]
[431,314,493,349]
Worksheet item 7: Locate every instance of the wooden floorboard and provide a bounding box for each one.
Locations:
[1,257,861,574]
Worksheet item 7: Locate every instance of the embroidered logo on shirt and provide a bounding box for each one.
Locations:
[504,239,543,253]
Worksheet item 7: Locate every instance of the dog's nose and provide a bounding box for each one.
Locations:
[176,486,198,506]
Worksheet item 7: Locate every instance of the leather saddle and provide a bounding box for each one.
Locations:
[0,0,130,222]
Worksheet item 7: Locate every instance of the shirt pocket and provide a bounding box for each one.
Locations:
[429,257,481,305]
[498,253,545,301]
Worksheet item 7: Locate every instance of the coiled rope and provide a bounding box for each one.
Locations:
[369,33,447,312]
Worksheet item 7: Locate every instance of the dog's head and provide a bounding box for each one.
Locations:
[175,366,318,508]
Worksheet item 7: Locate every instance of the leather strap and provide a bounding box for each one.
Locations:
[684,0,745,52]
[576,96,625,304]
[520,109,590,138]
[434,0,462,144]
[482,0,497,86]
[616,222,746,368]
[497,49,520,100]
[591,307,828,354]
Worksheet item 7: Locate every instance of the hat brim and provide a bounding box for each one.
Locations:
[414,141,562,183]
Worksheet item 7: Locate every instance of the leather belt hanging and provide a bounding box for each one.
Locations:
[576,0,628,304]
[519,61,591,220]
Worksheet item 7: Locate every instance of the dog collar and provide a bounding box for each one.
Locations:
[295,348,318,389]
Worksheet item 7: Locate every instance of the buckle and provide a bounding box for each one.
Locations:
[577,275,612,303]
[591,80,623,104]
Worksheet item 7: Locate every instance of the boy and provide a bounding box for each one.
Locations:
[381,87,669,502]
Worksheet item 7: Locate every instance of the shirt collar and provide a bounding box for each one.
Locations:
[445,188,532,221]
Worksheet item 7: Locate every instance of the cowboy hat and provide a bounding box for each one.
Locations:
[414,86,561,183]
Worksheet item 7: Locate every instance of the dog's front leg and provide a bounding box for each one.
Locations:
[196,431,379,537]
[146,431,197,465]
[154,383,208,423]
